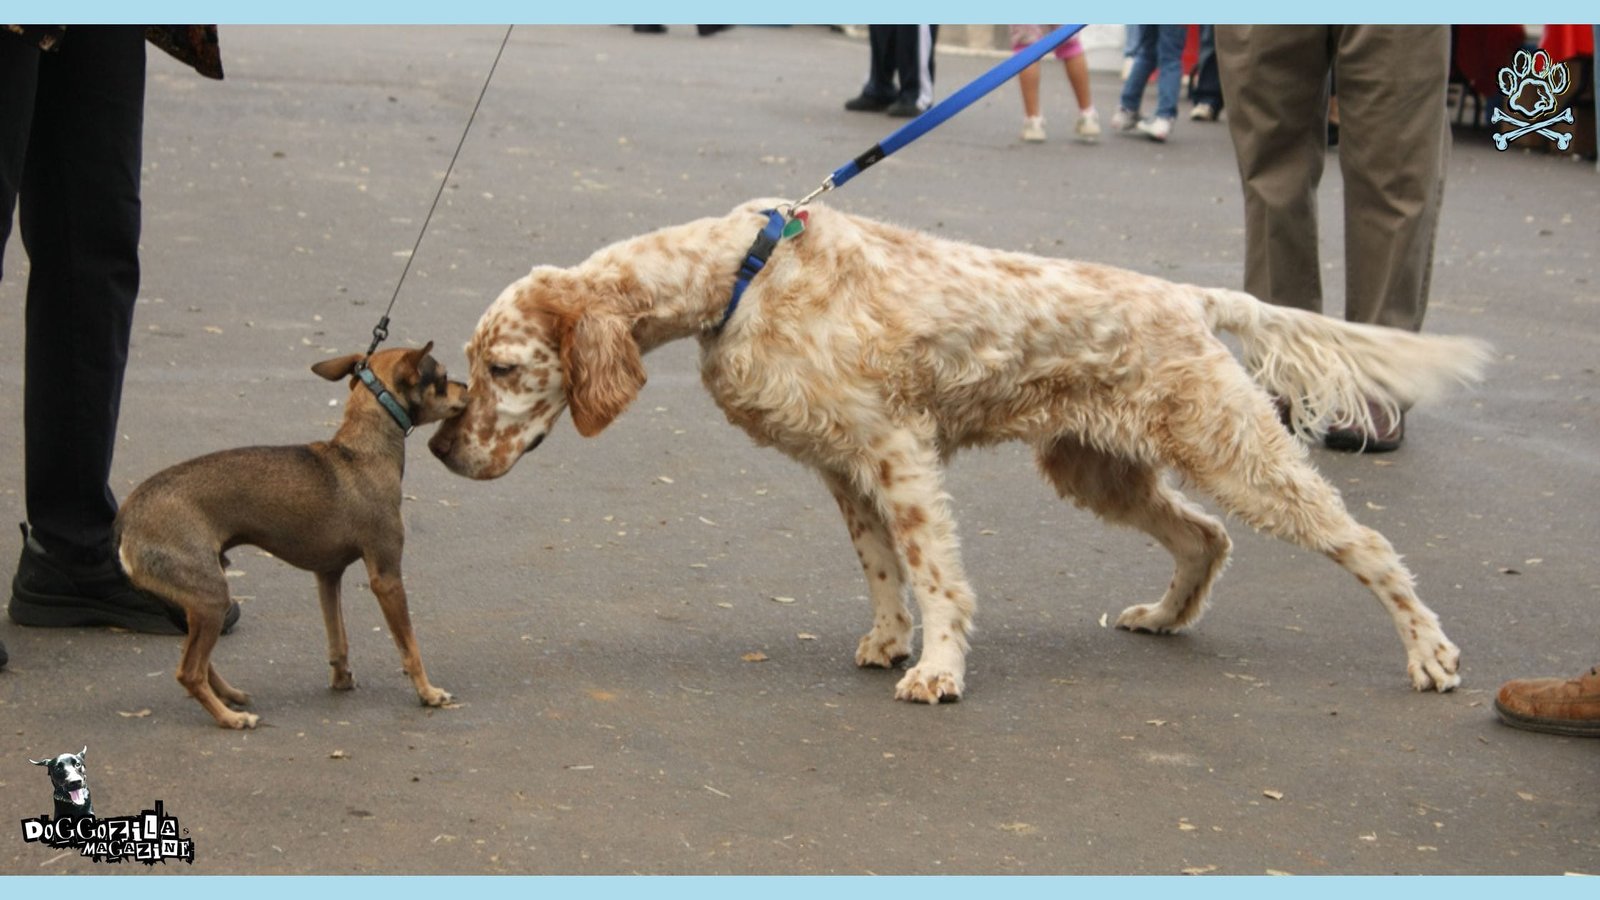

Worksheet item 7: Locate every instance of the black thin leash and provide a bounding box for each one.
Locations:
[364,24,514,359]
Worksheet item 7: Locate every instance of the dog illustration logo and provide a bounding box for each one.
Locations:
[20,746,196,865]
[30,746,93,819]
[1492,48,1573,151]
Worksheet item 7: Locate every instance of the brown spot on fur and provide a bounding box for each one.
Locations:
[896,504,927,533]
[905,542,922,568]
[878,460,894,484]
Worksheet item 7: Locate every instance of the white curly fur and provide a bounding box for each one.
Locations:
[431,200,1490,702]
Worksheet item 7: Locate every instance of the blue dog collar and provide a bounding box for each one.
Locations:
[714,208,789,335]
[355,362,414,435]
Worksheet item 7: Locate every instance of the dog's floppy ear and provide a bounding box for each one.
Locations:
[560,311,646,437]
[311,353,365,382]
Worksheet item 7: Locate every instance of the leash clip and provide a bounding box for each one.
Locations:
[785,177,834,217]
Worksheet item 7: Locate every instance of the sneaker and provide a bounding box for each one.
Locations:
[8,524,240,635]
[1190,102,1217,122]
[843,93,892,113]
[1021,116,1047,142]
[1110,108,1138,132]
[1495,666,1600,737]
[1074,110,1102,143]
[885,98,924,118]
[1137,116,1173,142]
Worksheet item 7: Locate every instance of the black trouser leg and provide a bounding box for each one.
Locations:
[16,27,147,563]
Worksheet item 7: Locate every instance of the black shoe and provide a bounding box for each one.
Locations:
[1324,402,1404,453]
[696,25,730,36]
[0,638,8,670]
[632,25,667,34]
[8,524,240,635]
[844,92,893,112]
[885,98,924,118]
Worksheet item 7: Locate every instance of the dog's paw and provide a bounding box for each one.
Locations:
[330,671,356,691]
[855,629,912,669]
[419,686,453,707]
[1407,636,1461,693]
[894,664,963,703]
[218,686,251,706]
[1115,603,1182,634]
[218,711,260,730]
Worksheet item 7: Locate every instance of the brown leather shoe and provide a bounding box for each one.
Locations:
[1494,666,1600,737]
[1325,399,1404,453]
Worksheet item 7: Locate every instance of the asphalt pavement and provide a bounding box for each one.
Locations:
[1,25,1597,875]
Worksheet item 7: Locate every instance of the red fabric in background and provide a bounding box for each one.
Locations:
[1541,24,1594,62]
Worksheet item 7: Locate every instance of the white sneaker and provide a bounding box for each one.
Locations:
[1137,116,1172,142]
[1021,116,1046,142]
[1074,110,1101,143]
[1190,102,1217,122]
[1110,108,1138,132]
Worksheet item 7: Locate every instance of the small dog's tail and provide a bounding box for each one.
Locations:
[1198,287,1493,437]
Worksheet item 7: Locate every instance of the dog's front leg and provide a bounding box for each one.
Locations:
[822,470,912,668]
[362,553,453,708]
[857,436,976,703]
[317,570,355,690]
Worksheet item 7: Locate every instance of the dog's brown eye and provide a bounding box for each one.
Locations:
[488,363,516,379]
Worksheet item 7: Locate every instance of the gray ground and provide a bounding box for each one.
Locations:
[1,26,1596,875]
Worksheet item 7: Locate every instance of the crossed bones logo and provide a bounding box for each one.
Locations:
[1493,49,1572,151]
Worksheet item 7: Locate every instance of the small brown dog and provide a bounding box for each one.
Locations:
[116,343,467,729]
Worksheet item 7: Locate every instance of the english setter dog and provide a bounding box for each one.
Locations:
[431,200,1489,703]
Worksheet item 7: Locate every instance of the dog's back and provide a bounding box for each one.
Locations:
[117,442,392,581]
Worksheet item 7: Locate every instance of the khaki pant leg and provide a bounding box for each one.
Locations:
[1333,25,1450,331]
[1216,25,1334,313]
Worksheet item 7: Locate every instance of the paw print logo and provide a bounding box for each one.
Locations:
[1492,49,1573,151]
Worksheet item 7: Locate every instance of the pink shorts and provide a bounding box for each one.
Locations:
[1009,25,1084,61]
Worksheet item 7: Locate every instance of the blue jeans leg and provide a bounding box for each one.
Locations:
[1119,25,1157,113]
[1154,25,1186,119]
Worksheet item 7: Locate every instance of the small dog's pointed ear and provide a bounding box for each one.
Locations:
[30,757,50,766]
[80,746,88,759]
[311,353,364,382]
[560,312,646,438]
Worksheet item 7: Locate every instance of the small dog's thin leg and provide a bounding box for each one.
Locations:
[363,556,452,707]
[317,570,354,690]
[206,664,250,707]
[822,469,913,669]
[177,603,259,729]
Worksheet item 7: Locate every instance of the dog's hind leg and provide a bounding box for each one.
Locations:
[821,469,913,669]
[1035,435,1231,632]
[317,570,355,690]
[129,548,258,728]
[1164,368,1460,691]
[171,578,259,728]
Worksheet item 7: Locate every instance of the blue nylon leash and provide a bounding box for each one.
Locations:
[716,25,1087,333]
[795,24,1087,207]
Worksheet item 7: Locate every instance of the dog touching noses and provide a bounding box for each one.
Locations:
[116,342,463,729]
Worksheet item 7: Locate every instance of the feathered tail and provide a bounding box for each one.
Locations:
[1198,288,1493,438]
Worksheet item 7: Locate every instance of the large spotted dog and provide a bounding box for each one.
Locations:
[430,200,1490,703]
